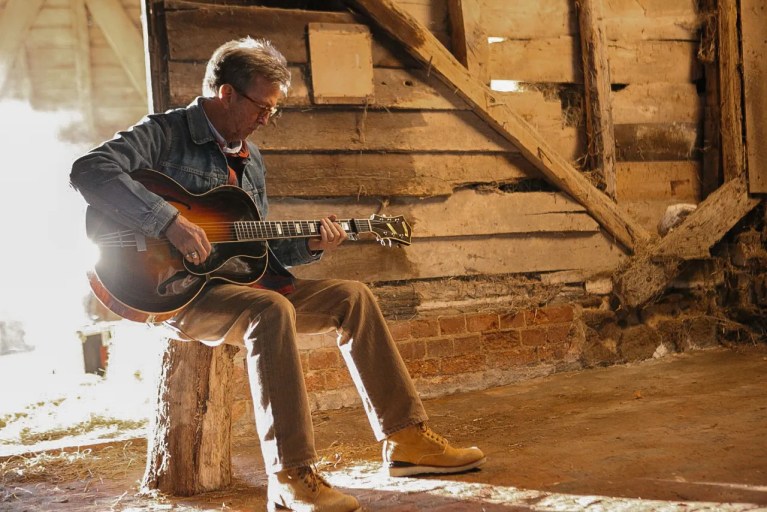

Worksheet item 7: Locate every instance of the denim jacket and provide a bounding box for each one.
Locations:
[70,97,319,270]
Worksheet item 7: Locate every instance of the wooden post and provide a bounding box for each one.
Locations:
[348,0,651,253]
[718,0,745,182]
[141,340,238,496]
[72,0,95,136]
[446,0,489,85]
[575,0,617,199]
[741,0,767,192]
[700,0,722,197]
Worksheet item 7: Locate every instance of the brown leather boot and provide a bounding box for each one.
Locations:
[383,423,486,477]
[267,465,360,512]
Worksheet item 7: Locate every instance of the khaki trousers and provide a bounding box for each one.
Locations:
[168,278,428,473]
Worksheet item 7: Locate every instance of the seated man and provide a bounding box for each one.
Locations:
[70,37,485,512]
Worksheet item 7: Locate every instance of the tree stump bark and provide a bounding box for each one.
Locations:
[141,339,239,496]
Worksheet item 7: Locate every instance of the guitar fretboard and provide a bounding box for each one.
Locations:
[234,219,372,241]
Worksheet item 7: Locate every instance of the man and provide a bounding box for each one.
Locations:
[71,37,485,512]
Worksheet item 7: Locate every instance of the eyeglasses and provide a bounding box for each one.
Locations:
[233,87,280,119]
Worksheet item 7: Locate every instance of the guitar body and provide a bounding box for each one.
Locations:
[86,169,267,322]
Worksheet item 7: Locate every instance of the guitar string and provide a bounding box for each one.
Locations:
[95,219,383,246]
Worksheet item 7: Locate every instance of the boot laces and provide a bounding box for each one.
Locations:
[420,423,448,446]
[295,465,330,493]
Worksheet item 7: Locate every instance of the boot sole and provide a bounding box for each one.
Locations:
[268,502,361,512]
[387,456,487,477]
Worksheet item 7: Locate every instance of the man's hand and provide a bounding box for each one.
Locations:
[307,215,348,253]
[165,214,212,264]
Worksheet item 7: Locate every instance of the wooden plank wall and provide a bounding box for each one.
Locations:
[163,0,626,285]
[0,0,148,135]
[482,0,705,233]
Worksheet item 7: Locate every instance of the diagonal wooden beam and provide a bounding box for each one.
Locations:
[614,174,761,308]
[347,0,650,252]
[85,0,148,103]
[0,0,45,91]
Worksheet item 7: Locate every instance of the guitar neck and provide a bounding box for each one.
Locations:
[235,218,372,241]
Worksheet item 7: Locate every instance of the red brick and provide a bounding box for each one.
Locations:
[466,313,500,333]
[396,339,426,361]
[521,327,547,346]
[453,334,481,355]
[388,320,411,341]
[526,305,575,325]
[410,318,440,338]
[500,311,525,329]
[537,343,568,362]
[440,354,484,375]
[547,323,573,345]
[304,371,325,392]
[307,348,341,370]
[480,330,521,351]
[439,315,467,335]
[324,370,354,390]
[486,347,537,369]
[425,337,454,359]
[405,358,441,377]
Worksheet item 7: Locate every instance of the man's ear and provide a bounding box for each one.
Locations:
[218,83,235,103]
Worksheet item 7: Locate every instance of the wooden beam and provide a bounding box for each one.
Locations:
[576,0,616,200]
[718,0,745,182]
[72,0,95,135]
[143,0,171,112]
[613,174,760,308]
[85,0,148,103]
[0,0,45,90]
[700,0,722,197]
[741,0,767,193]
[446,0,489,84]
[347,0,651,253]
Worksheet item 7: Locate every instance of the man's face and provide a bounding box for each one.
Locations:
[226,75,282,140]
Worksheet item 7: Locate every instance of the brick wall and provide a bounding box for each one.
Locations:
[230,303,580,435]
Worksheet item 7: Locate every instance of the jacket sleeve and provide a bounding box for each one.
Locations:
[269,238,323,268]
[70,116,178,238]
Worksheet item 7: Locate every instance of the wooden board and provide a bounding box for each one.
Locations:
[616,161,701,201]
[614,123,700,161]
[292,232,626,282]
[489,38,702,84]
[478,0,701,41]
[251,110,581,160]
[612,83,702,124]
[164,1,412,67]
[262,153,540,197]
[268,189,599,237]
[169,62,469,109]
[308,23,374,104]
[741,0,767,192]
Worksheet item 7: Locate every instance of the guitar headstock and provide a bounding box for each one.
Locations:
[368,214,412,246]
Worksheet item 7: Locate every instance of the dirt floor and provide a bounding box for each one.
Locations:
[2,345,767,511]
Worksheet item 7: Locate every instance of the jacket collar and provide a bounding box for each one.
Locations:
[186,97,217,146]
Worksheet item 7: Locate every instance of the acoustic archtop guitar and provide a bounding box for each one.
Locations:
[86,169,412,323]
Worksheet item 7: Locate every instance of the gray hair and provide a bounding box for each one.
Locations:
[202,37,291,97]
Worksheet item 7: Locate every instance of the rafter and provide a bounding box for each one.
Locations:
[85,0,148,103]
[0,0,45,91]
